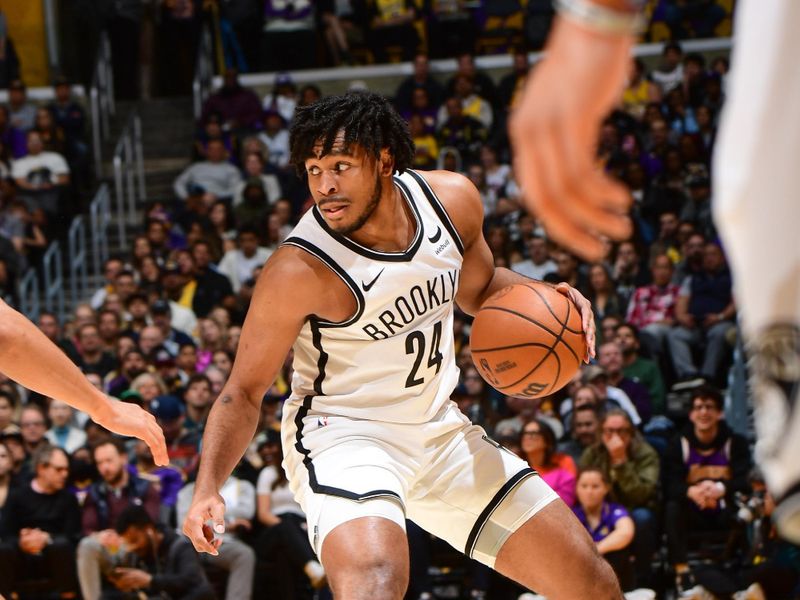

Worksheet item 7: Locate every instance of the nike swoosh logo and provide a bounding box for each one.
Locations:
[428,226,442,244]
[361,268,385,292]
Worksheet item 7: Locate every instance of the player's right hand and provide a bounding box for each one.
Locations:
[182,492,226,555]
[509,16,634,262]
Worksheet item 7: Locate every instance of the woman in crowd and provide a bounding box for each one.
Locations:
[129,371,169,411]
[520,419,576,506]
[580,408,660,588]
[573,466,636,591]
[587,263,624,324]
[0,391,19,434]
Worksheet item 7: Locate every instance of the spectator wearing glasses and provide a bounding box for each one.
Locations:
[0,444,80,598]
[520,419,577,507]
[19,404,48,461]
[580,409,660,588]
[663,386,752,595]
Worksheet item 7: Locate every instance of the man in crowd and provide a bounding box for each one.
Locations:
[45,398,87,453]
[77,322,118,377]
[663,386,752,594]
[77,438,161,600]
[512,235,557,281]
[597,341,653,425]
[557,404,601,463]
[173,138,243,205]
[111,505,215,600]
[19,404,49,467]
[183,373,214,434]
[189,240,235,318]
[217,224,273,293]
[0,445,81,598]
[667,242,736,384]
[616,323,666,415]
[12,130,70,216]
[625,254,681,363]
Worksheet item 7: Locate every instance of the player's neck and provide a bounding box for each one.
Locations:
[348,182,416,252]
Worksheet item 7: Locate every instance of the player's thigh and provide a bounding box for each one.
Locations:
[407,414,558,568]
[282,409,415,556]
[495,500,621,598]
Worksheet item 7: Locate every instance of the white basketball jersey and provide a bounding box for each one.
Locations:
[282,170,464,424]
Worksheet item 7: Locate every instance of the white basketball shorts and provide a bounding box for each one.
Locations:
[281,400,558,567]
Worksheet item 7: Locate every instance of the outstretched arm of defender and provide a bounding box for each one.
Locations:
[182,248,325,554]
[0,300,168,465]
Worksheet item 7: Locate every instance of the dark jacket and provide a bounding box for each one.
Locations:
[663,421,751,504]
[137,528,214,599]
[0,483,81,545]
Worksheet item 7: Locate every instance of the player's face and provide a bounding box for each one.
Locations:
[305,137,382,236]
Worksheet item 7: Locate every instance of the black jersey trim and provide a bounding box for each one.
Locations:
[310,178,423,262]
[291,322,404,506]
[281,237,365,328]
[464,467,537,558]
[405,169,465,256]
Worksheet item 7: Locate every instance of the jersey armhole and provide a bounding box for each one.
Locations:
[281,237,365,328]
[404,169,465,255]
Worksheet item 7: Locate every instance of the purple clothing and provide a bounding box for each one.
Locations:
[0,125,27,159]
[574,501,630,543]
[132,464,184,507]
[618,377,653,425]
[201,86,263,130]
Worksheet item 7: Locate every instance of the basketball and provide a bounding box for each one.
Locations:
[470,282,587,399]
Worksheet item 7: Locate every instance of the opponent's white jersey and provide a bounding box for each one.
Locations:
[283,170,463,424]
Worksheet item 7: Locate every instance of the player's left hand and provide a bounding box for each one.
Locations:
[91,399,169,466]
[555,282,595,362]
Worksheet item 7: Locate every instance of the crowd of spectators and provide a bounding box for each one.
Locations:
[0,19,798,600]
[0,75,89,306]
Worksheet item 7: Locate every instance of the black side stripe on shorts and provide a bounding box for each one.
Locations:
[405,169,465,255]
[464,467,538,558]
[291,320,404,505]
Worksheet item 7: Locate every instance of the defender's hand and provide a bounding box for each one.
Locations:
[510,17,634,262]
[182,491,227,556]
[555,282,595,361]
[91,399,169,466]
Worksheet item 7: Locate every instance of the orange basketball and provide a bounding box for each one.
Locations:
[470,282,587,399]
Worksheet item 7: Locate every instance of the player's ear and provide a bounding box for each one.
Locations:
[378,148,395,176]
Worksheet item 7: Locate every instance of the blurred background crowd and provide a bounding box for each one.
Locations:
[0,0,798,599]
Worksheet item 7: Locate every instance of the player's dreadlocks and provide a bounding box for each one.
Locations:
[289,90,414,177]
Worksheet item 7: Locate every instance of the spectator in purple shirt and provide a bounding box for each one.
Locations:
[574,466,636,591]
[200,69,262,132]
[598,340,653,425]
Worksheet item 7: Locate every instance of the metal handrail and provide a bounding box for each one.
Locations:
[90,184,112,283]
[68,216,88,310]
[90,32,115,178]
[42,241,64,324]
[18,269,40,320]
[193,24,215,120]
[112,113,146,250]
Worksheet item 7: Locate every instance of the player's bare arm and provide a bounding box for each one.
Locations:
[183,245,349,554]
[510,0,642,262]
[0,299,168,465]
[422,170,596,359]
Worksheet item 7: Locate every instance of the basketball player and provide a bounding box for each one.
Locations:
[183,91,622,599]
[510,0,800,541]
[0,299,168,465]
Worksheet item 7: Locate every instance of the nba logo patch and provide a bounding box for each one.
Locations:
[317,416,329,428]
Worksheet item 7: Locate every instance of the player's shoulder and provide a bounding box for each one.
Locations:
[407,169,483,244]
[261,244,332,285]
